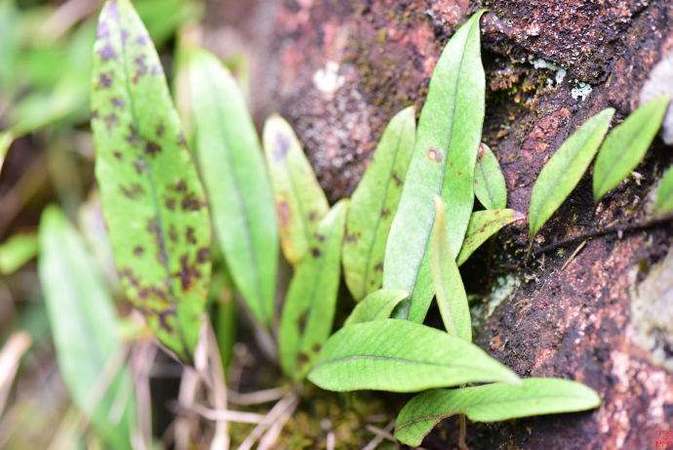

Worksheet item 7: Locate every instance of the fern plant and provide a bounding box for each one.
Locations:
[41,2,673,448]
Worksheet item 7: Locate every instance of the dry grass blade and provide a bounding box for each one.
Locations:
[257,398,298,450]
[0,332,31,417]
[175,368,200,450]
[227,387,287,406]
[362,421,395,450]
[237,393,298,450]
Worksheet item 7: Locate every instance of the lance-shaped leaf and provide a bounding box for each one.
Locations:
[654,165,673,217]
[593,97,669,201]
[384,12,485,322]
[344,289,409,326]
[91,0,212,360]
[263,115,329,265]
[185,48,277,326]
[474,143,507,210]
[308,319,519,392]
[456,209,523,266]
[430,197,471,340]
[279,201,348,380]
[343,107,415,301]
[528,108,614,237]
[38,207,136,450]
[395,378,601,446]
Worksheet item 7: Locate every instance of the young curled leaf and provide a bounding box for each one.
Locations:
[474,143,507,210]
[263,115,329,266]
[308,319,519,393]
[39,207,136,450]
[344,288,408,326]
[91,0,211,360]
[593,97,669,201]
[430,197,471,340]
[343,106,415,301]
[528,108,615,237]
[185,48,277,326]
[384,12,485,322]
[279,201,348,380]
[395,378,601,447]
[456,209,523,266]
[654,165,673,217]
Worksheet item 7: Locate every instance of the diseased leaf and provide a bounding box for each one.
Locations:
[263,115,329,265]
[0,232,38,275]
[456,209,523,266]
[384,12,485,322]
[279,201,348,380]
[344,288,408,326]
[91,0,212,360]
[593,97,669,201]
[528,108,615,237]
[308,319,519,393]
[343,107,415,300]
[474,143,507,210]
[38,207,136,450]
[654,165,673,217]
[395,378,600,446]
[430,197,471,340]
[185,48,277,326]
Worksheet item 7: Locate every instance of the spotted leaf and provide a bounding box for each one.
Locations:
[343,106,415,301]
[263,115,329,266]
[91,0,212,360]
[279,201,348,380]
[384,11,485,322]
[185,48,278,326]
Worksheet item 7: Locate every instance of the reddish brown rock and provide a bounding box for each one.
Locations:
[204,0,673,448]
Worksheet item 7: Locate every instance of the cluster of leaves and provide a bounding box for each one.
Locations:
[27,1,672,448]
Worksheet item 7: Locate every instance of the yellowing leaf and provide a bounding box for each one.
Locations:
[344,289,408,326]
[343,107,415,301]
[528,108,614,237]
[474,143,507,209]
[384,12,486,322]
[91,0,212,360]
[279,201,348,380]
[593,97,669,201]
[308,319,519,393]
[263,115,329,265]
[654,165,673,217]
[39,207,136,450]
[185,48,278,326]
[456,209,523,266]
[430,197,471,340]
[395,378,600,447]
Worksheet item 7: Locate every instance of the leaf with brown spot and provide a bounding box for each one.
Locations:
[184,48,278,326]
[343,107,415,301]
[263,115,329,266]
[384,12,486,322]
[279,201,348,380]
[91,0,212,360]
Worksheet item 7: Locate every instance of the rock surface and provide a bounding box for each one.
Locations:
[204,0,673,448]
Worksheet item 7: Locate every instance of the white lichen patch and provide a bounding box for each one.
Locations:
[531,58,566,86]
[471,274,521,328]
[313,61,345,97]
[640,52,673,145]
[571,82,593,101]
[630,247,673,373]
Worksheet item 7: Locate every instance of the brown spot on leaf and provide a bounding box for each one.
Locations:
[165,198,176,210]
[374,261,384,272]
[113,150,123,160]
[98,44,116,61]
[380,208,391,218]
[427,148,443,163]
[311,343,322,353]
[297,310,309,334]
[133,245,144,256]
[181,193,204,211]
[276,200,290,227]
[126,126,141,146]
[344,232,359,244]
[392,172,403,187]
[103,113,118,130]
[308,210,319,222]
[132,54,148,84]
[133,159,146,174]
[172,180,188,193]
[155,123,165,137]
[176,255,200,290]
[144,141,161,156]
[185,227,197,245]
[297,352,310,367]
[169,225,178,243]
[196,247,210,264]
[111,97,125,108]
[120,183,144,199]
[98,72,113,89]
[310,247,321,258]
